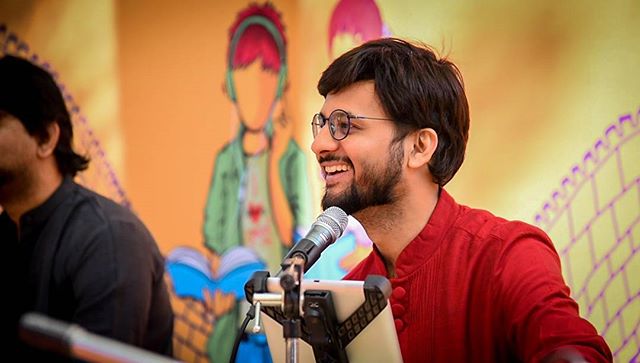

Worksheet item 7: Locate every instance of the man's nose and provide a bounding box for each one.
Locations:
[311,123,339,156]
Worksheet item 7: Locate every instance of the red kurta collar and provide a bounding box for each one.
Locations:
[368,188,462,278]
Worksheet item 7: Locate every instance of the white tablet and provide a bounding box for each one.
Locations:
[252,276,403,363]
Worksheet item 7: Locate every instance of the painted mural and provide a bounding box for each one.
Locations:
[167,2,390,360]
[167,3,310,363]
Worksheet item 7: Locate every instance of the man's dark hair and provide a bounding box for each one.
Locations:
[318,38,470,186]
[0,55,89,176]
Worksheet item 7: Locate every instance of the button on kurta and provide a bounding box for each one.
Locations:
[392,286,406,300]
[394,318,405,332]
[391,303,406,317]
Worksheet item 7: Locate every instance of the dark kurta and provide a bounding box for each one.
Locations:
[2,177,174,361]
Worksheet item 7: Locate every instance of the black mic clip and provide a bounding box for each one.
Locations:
[278,256,304,319]
[281,239,317,272]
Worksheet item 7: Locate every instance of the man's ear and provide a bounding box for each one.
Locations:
[407,128,437,169]
[36,122,60,158]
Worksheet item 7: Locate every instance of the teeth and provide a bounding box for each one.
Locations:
[324,164,350,174]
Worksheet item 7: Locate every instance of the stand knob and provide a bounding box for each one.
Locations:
[252,302,262,333]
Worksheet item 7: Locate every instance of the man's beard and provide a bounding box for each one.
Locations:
[0,165,34,205]
[0,169,12,188]
[321,141,404,216]
[0,168,17,200]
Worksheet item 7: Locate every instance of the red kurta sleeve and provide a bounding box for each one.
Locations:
[495,223,612,362]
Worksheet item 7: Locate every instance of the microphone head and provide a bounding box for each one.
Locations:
[317,206,348,240]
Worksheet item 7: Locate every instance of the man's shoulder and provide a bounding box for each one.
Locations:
[48,182,163,271]
[71,182,134,217]
[64,182,152,240]
[454,204,552,249]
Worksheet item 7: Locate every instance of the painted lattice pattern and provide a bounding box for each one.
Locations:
[171,296,212,363]
[0,24,129,207]
[534,108,640,362]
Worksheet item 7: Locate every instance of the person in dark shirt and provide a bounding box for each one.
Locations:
[310,38,612,362]
[0,55,174,361]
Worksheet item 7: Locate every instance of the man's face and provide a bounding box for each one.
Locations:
[311,81,405,216]
[0,113,38,202]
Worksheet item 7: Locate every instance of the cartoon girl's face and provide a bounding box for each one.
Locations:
[232,60,279,132]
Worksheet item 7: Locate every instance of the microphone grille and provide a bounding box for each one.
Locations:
[317,206,349,239]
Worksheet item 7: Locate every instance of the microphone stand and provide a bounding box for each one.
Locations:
[249,253,378,363]
[247,269,392,363]
[252,255,305,363]
[280,256,304,363]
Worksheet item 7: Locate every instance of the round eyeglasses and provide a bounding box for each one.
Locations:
[311,109,393,141]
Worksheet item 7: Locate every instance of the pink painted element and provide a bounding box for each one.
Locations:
[328,0,384,54]
[228,3,286,72]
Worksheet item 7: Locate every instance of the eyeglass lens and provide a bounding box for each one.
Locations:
[312,110,350,140]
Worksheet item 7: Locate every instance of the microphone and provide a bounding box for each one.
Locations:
[19,313,179,363]
[280,206,348,273]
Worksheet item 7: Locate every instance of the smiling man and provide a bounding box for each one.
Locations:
[310,38,612,363]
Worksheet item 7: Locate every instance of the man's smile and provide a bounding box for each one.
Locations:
[319,161,353,186]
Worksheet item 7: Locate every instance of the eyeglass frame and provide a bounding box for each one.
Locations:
[311,108,394,141]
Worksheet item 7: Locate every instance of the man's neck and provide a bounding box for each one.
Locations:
[2,167,63,227]
[355,181,440,277]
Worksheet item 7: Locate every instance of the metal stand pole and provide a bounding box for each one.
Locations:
[250,256,305,363]
[280,257,304,363]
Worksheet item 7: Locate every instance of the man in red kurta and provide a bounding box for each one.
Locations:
[345,189,609,362]
[310,38,611,362]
